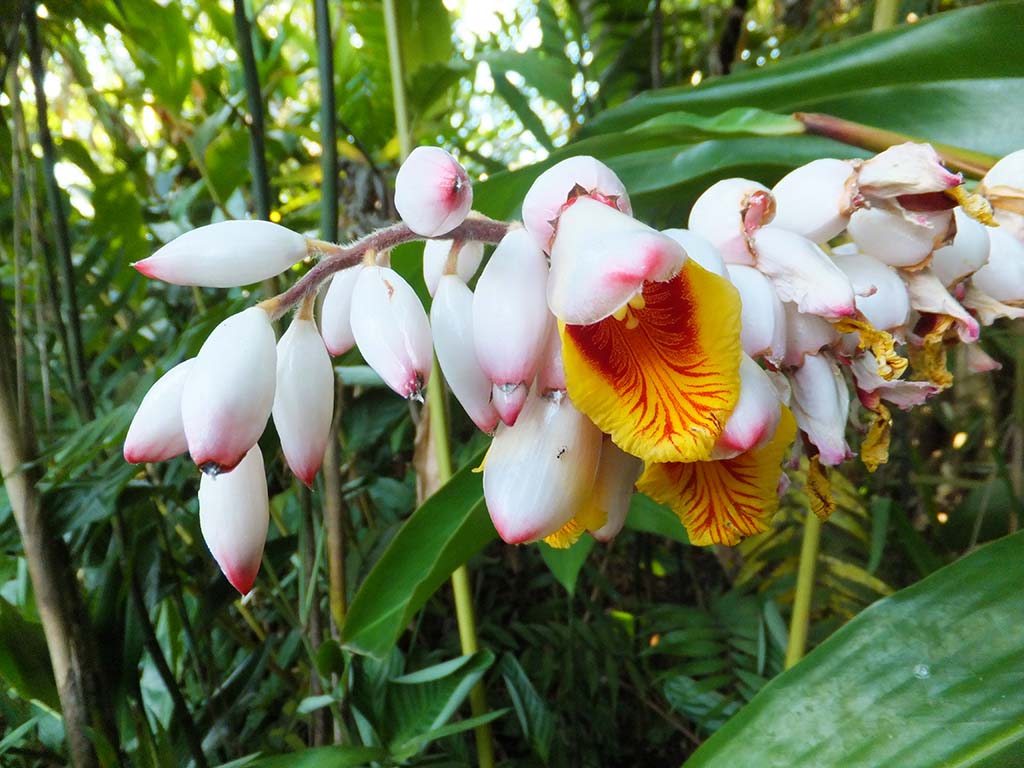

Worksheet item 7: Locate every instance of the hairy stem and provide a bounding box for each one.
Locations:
[785,510,822,669]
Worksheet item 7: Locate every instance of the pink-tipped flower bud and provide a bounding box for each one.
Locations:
[726,264,786,364]
[971,228,1024,305]
[712,355,782,459]
[857,142,962,199]
[133,220,307,287]
[431,276,500,433]
[182,307,277,475]
[320,266,363,356]
[394,146,472,237]
[124,360,194,464]
[783,302,839,368]
[831,247,910,332]
[350,266,433,401]
[661,228,727,276]
[771,158,860,243]
[687,178,775,265]
[590,439,643,543]
[483,392,602,544]
[750,226,856,320]
[273,315,334,487]
[548,198,686,325]
[931,208,991,288]
[422,240,485,296]
[521,156,631,253]
[536,321,567,396]
[789,353,852,467]
[198,445,269,595]
[474,229,552,425]
[847,206,954,269]
[980,150,1024,241]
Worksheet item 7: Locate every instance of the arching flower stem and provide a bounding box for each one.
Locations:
[266,215,511,321]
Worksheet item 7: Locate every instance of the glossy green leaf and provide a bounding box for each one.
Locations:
[342,453,495,657]
[237,745,386,768]
[685,531,1024,768]
[0,597,59,711]
[626,493,689,545]
[539,536,594,595]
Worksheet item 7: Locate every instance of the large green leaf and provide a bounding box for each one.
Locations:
[583,2,1024,156]
[342,454,495,657]
[233,745,386,768]
[0,597,59,711]
[685,531,1024,768]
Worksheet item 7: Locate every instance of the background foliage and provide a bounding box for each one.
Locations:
[1,0,1022,766]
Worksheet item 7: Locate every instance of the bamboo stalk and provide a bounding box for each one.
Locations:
[381,4,495,764]
[784,511,821,669]
[8,66,29,434]
[25,6,93,420]
[232,0,272,221]
[872,0,901,32]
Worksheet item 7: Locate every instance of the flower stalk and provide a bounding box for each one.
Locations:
[785,508,822,669]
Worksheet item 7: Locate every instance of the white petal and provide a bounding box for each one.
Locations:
[726,264,786,364]
[751,226,856,320]
[422,240,485,296]
[492,384,531,427]
[831,249,910,331]
[851,353,938,410]
[847,206,953,268]
[199,445,269,595]
[931,208,990,288]
[687,178,774,265]
[182,307,277,473]
[473,229,552,416]
[712,355,782,459]
[431,276,500,432]
[320,265,363,356]
[124,360,194,463]
[903,270,979,343]
[273,316,335,486]
[965,345,1002,374]
[522,155,631,253]
[590,440,643,543]
[971,228,1024,304]
[483,393,602,544]
[789,353,851,467]
[536,321,567,396]
[661,228,727,276]
[783,302,839,367]
[134,220,307,287]
[548,198,686,325]
[394,146,473,237]
[350,266,433,400]
[857,142,962,198]
[960,284,1024,326]
[771,158,859,243]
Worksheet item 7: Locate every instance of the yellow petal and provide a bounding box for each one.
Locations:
[542,488,609,549]
[908,315,955,390]
[861,403,892,473]
[561,261,742,463]
[834,317,907,381]
[807,455,836,521]
[637,407,797,546]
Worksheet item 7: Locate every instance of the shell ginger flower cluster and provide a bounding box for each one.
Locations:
[125,144,1024,594]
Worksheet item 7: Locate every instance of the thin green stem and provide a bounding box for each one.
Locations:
[785,511,821,669]
[872,0,901,31]
[26,5,93,419]
[232,0,272,221]
[381,4,495,764]
[314,0,338,243]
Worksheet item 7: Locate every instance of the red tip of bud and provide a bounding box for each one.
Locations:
[132,259,157,279]
[224,562,260,596]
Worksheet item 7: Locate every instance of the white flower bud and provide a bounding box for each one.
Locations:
[394,146,473,237]
[350,266,433,400]
[431,276,500,433]
[783,302,839,368]
[522,156,631,253]
[536,321,567,396]
[124,360,193,464]
[483,393,602,544]
[980,150,1024,241]
[199,445,269,595]
[661,228,727,277]
[687,178,775,265]
[789,353,851,467]
[771,158,859,243]
[133,220,307,287]
[726,264,786,364]
[971,228,1024,305]
[930,208,991,288]
[847,206,954,268]
[712,355,782,459]
[273,315,334,487]
[590,440,643,543]
[751,226,856,320]
[831,247,910,331]
[182,307,277,474]
[474,229,553,425]
[422,240,485,296]
[320,266,363,356]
